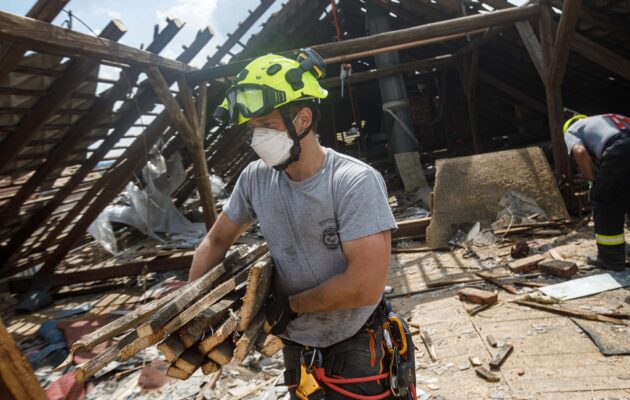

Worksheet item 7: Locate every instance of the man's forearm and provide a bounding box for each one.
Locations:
[188,235,230,281]
[289,266,385,313]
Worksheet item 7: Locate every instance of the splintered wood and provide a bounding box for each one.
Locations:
[70,245,283,382]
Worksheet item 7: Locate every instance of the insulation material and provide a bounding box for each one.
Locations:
[426,147,570,248]
[88,151,205,254]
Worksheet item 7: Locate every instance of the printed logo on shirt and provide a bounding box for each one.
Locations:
[319,218,340,251]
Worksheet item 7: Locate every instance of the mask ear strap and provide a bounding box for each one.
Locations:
[273,110,310,171]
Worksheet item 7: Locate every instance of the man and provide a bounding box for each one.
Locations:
[564,113,630,271]
[189,49,402,398]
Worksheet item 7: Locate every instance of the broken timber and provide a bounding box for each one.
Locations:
[513,300,627,325]
[238,255,273,331]
[233,313,265,363]
[489,344,513,369]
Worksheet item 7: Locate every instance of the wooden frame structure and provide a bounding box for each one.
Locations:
[0,0,627,290]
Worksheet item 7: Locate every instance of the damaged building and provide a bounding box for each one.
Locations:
[0,0,629,399]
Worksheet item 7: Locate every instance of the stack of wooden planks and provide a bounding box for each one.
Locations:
[65,243,284,382]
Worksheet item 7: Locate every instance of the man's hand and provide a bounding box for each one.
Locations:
[263,293,297,335]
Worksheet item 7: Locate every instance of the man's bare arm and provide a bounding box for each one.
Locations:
[288,230,391,313]
[188,213,251,282]
[571,144,596,181]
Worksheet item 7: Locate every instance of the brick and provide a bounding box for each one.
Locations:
[457,288,498,305]
[538,259,577,278]
[508,254,544,273]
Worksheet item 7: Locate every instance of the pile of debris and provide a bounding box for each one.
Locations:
[59,243,284,383]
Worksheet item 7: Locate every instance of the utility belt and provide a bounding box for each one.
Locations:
[288,299,417,400]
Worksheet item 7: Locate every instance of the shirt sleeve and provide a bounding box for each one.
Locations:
[564,130,583,156]
[222,164,257,225]
[336,169,398,242]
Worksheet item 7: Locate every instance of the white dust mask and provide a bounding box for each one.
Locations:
[249,127,294,167]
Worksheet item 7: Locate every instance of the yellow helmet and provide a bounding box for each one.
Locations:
[213,48,328,126]
[563,114,587,134]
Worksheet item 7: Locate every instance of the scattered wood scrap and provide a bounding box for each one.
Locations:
[475,366,500,382]
[513,300,627,325]
[508,254,544,273]
[420,328,437,362]
[489,344,513,369]
[457,288,498,305]
[538,259,577,278]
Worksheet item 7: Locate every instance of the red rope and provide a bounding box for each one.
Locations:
[313,367,391,400]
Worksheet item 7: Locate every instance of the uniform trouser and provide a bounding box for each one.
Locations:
[591,134,630,265]
[281,312,391,400]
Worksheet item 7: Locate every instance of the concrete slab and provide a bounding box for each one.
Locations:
[426,147,570,248]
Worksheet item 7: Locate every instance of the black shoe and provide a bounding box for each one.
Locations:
[586,254,625,271]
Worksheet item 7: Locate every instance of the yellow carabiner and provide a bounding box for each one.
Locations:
[296,364,325,400]
[385,316,408,355]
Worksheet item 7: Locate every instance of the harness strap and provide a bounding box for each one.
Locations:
[607,114,630,130]
[312,367,392,400]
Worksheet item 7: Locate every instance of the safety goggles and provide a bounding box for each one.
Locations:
[225,83,287,122]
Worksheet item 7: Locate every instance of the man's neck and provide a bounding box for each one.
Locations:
[284,133,327,182]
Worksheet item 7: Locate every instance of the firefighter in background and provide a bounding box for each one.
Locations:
[564,113,630,271]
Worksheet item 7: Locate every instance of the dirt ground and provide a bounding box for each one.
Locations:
[6,221,630,399]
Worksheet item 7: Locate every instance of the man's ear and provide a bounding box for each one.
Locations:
[296,106,313,133]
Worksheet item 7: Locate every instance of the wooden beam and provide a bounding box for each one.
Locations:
[322,54,454,88]
[478,71,547,115]
[0,0,69,80]
[178,298,235,348]
[233,313,264,363]
[514,21,546,83]
[549,0,582,85]
[2,30,213,276]
[187,4,543,83]
[198,314,238,354]
[0,19,127,175]
[0,10,195,73]
[0,320,47,400]
[204,0,276,67]
[570,32,630,82]
[146,66,217,228]
[0,18,184,266]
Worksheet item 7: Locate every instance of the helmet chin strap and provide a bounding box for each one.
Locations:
[273,110,311,171]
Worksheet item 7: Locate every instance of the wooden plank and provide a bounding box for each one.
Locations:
[0,19,127,175]
[161,279,236,338]
[157,334,187,363]
[238,255,273,331]
[178,298,235,348]
[0,320,46,400]
[256,335,284,357]
[549,0,582,85]
[198,315,239,354]
[118,332,162,361]
[146,65,217,228]
[538,260,577,278]
[0,0,69,80]
[137,246,261,338]
[475,271,518,295]
[166,365,191,380]
[420,328,438,362]
[457,288,498,305]
[208,340,234,366]
[512,301,626,325]
[75,330,137,382]
[475,366,500,382]
[392,217,431,239]
[233,313,265,363]
[508,254,544,273]
[176,73,200,136]
[489,344,513,370]
[0,10,195,73]
[204,0,275,67]
[174,348,205,375]
[201,359,220,375]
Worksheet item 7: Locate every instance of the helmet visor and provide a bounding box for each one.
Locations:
[225,84,286,122]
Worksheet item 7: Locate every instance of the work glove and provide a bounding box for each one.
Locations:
[262,293,297,335]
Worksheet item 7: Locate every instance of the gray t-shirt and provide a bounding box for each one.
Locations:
[223,148,397,347]
[565,114,629,160]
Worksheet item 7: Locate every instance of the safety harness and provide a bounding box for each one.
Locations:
[294,302,417,400]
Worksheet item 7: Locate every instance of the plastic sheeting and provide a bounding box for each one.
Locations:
[88,151,206,254]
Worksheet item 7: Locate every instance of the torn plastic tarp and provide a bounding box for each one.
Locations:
[88,151,205,254]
